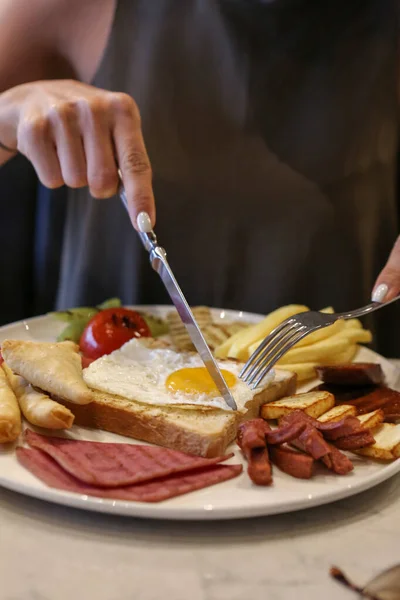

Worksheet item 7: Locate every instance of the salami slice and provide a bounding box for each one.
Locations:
[25,430,232,488]
[17,447,243,503]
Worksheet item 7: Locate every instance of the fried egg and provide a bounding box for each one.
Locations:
[83,339,275,412]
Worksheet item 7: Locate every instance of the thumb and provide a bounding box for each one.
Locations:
[372,236,400,302]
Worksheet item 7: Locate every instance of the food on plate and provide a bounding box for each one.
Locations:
[139,313,169,338]
[269,446,315,480]
[356,409,385,430]
[237,418,315,484]
[3,365,74,430]
[82,339,278,412]
[237,419,273,485]
[237,414,365,483]
[275,327,371,365]
[17,445,243,503]
[166,306,249,352]
[54,298,122,343]
[1,340,93,405]
[261,391,335,420]
[354,423,400,460]
[79,308,151,360]
[279,412,356,475]
[215,305,308,360]
[315,363,384,386]
[334,386,400,420]
[1,337,296,457]
[24,429,233,487]
[53,298,169,345]
[1,300,398,503]
[317,405,357,422]
[167,306,213,351]
[215,304,372,382]
[0,365,21,443]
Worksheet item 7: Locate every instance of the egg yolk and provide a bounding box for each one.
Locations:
[166,367,237,396]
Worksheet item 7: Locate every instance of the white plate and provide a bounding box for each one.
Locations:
[0,306,399,521]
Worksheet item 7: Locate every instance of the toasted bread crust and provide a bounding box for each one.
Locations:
[59,371,297,457]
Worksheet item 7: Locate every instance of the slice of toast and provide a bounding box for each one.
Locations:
[261,391,334,421]
[317,405,357,423]
[354,423,400,460]
[58,369,296,458]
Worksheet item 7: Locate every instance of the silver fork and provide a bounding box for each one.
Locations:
[240,295,400,389]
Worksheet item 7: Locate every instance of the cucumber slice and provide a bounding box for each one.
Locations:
[57,317,89,343]
[50,307,99,323]
[96,298,122,310]
[141,314,169,337]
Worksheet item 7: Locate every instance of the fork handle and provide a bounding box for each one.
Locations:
[336,294,400,320]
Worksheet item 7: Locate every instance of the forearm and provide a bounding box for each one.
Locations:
[0,0,83,166]
[0,53,76,166]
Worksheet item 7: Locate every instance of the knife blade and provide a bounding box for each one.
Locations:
[119,185,237,411]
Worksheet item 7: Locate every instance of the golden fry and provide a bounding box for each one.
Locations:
[215,304,308,359]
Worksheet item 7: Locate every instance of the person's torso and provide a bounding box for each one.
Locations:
[36,0,400,353]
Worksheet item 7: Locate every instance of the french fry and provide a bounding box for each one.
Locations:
[276,346,358,382]
[278,332,350,365]
[278,362,318,382]
[342,328,372,344]
[215,304,308,360]
[344,318,363,330]
[319,344,358,365]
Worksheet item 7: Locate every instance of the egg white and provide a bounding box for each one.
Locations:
[83,339,275,412]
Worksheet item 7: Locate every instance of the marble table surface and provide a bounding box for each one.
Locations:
[2,368,400,600]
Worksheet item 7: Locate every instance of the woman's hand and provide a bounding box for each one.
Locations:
[372,236,400,302]
[0,79,154,228]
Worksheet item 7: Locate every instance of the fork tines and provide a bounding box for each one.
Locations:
[239,319,309,389]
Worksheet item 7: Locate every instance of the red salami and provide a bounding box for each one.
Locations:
[333,431,375,451]
[237,419,272,486]
[269,446,314,479]
[25,430,232,488]
[17,447,243,503]
[321,445,354,475]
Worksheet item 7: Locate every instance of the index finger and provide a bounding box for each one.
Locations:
[111,94,155,229]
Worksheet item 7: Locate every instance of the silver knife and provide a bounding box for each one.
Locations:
[119,184,237,411]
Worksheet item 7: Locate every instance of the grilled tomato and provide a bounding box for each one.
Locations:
[80,308,151,359]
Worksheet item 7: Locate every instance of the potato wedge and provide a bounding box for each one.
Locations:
[356,409,385,430]
[354,423,400,460]
[261,391,334,420]
[318,405,357,422]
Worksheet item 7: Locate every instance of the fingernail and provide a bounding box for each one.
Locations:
[372,283,388,303]
[137,212,152,233]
